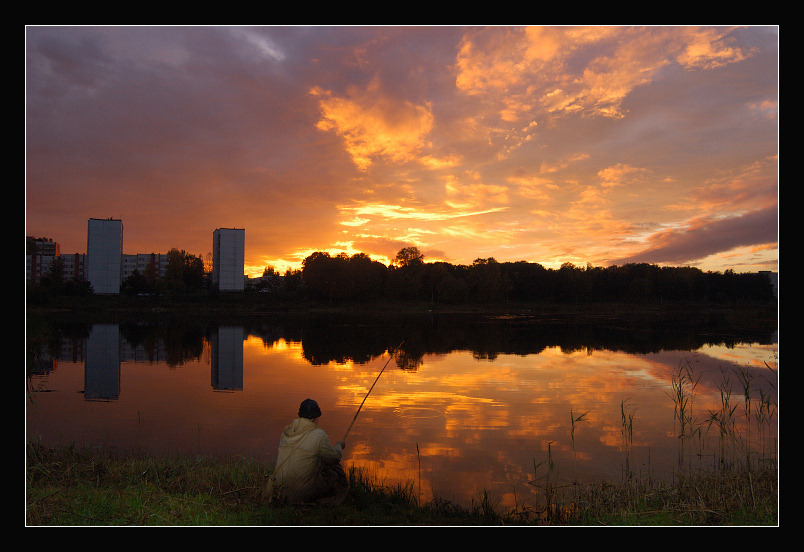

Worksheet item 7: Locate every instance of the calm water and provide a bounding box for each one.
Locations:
[26,311,778,508]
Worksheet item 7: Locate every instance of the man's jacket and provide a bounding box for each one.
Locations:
[274,417,343,503]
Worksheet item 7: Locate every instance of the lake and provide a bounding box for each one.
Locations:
[26,308,778,509]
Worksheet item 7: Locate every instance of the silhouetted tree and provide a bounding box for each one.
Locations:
[121,269,149,296]
[468,258,508,303]
[283,268,304,295]
[165,248,205,291]
[389,248,426,300]
[40,256,65,292]
[395,246,424,267]
[302,252,336,300]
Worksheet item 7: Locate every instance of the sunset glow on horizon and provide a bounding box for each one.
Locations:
[26,26,778,278]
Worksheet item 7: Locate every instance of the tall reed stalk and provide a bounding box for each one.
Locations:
[416,443,421,506]
[620,399,636,483]
[570,408,589,481]
[705,368,739,470]
[667,358,702,475]
[520,354,777,525]
[529,441,558,523]
[734,365,754,467]
[756,385,776,462]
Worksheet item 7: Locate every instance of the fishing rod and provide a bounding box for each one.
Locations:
[342,341,404,442]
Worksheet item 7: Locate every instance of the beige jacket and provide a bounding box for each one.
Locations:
[274,417,343,503]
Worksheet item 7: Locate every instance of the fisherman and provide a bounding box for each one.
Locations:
[270,398,349,505]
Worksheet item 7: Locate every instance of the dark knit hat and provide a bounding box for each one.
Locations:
[298,398,322,419]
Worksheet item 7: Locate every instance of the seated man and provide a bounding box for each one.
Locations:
[271,398,349,505]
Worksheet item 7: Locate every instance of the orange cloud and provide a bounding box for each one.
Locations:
[310,81,434,171]
[455,26,757,124]
[674,26,755,69]
[444,173,509,210]
[597,163,651,188]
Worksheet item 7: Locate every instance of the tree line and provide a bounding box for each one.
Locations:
[27,245,776,305]
[292,247,775,305]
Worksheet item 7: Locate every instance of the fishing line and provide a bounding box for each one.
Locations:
[342,341,404,442]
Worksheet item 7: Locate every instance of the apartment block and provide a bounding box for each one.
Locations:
[27,237,60,257]
[212,228,245,291]
[28,220,248,293]
[60,253,87,281]
[26,237,60,283]
[122,253,169,280]
[87,218,123,294]
[27,254,54,283]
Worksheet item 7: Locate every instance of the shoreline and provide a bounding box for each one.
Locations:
[26,293,778,316]
[26,297,778,341]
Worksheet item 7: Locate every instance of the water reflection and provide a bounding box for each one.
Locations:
[26,312,777,508]
[211,327,244,392]
[85,324,120,401]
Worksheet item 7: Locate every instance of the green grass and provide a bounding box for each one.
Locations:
[558,467,778,526]
[26,442,777,526]
[25,442,504,525]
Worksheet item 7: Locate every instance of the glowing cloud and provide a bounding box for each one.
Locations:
[455,26,758,122]
[310,82,434,171]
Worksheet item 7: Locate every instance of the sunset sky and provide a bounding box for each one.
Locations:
[25,26,778,277]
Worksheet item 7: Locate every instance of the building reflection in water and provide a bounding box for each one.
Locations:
[211,326,244,392]
[78,323,246,398]
[84,324,120,401]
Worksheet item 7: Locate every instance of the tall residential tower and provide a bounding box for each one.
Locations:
[87,218,123,294]
[212,228,245,291]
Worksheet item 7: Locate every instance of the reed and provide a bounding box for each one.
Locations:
[699,361,778,472]
[570,408,589,459]
[570,408,589,481]
[756,385,776,462]
[563,461,777,525]
[416,442,421,506]
[620,399,636,483]
[734,365,754,466]
[705,368,740,469]
[519,354,777,525]
[667,358,704,474]
[528,442,551,520]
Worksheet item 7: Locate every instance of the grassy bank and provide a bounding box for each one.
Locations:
[26,442,777,526]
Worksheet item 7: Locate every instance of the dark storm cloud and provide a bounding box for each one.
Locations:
[609,206,778,266]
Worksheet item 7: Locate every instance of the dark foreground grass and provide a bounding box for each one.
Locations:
[25,442,778,526]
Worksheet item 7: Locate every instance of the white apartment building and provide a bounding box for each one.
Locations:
[212,228,245,291]
[87,218,123,294]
